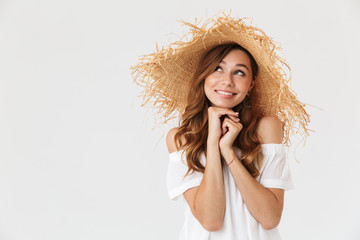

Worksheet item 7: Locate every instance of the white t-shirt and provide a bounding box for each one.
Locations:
[166,144,294,240]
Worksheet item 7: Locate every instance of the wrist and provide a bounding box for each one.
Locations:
[227,154,236,166]
[207,138,219,147]
[225,151,237,166]
[208,136,221,144]
[222,148,236,164]
[206,140,220,154]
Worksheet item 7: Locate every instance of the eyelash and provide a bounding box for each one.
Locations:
[214,66,245,76]
[234,70,245,76]
[215,66,222,72]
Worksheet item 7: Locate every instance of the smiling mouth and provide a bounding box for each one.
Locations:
[215,90,237,96]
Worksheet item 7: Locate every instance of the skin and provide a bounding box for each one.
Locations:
[166,49,285,231]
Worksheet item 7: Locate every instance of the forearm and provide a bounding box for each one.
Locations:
[224,151,282,229]
[194,140,225,228]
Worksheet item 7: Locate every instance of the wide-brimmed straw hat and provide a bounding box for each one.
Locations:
[131,12,310,145]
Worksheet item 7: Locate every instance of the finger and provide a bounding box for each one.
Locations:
[227,115,240,123]
[222,118,234,133]
[223,109,239,118]
[223,118,234,129]
[210,107,239,118]
[222,120,228,135]
[223,118,243,132]
[224,111,239,123]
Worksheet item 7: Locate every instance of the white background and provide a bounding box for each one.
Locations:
[0,0,360,239]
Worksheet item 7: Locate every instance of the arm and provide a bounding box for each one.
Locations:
[219,115,285,230]
[166,107,240,231]
[184,140,225,231]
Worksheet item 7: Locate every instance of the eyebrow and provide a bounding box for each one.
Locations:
[220,60,249,71]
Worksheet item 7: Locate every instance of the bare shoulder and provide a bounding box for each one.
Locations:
[166,127,180,153]
[257,116,284,144]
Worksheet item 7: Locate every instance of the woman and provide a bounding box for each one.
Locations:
[132,13,310,240]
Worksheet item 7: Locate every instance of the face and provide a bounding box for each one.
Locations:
[204,49,255,109]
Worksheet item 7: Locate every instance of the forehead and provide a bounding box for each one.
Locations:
[221,49,251,66]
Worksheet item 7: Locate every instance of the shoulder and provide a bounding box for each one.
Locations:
[166,127,180,153]
[257,116,284,144]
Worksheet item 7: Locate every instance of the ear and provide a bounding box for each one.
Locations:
[249,79,255,91]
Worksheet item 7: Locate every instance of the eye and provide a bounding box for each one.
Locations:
[214,66,222,72]
[234,70,245,76]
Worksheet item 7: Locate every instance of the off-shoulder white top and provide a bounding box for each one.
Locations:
[166,144,294,240]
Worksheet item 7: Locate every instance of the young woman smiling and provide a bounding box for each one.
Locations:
[132,13,310,240]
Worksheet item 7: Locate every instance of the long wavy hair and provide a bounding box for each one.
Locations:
[174,43,264,178]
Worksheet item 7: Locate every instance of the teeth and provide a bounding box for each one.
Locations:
[217,90,234,96]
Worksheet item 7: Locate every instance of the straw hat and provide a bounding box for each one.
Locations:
[131,12,310,145]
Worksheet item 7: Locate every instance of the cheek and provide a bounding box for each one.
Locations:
[204,81,212,98]
[204,75,216,85]
[204,76,215,92]
[237,79,253,90]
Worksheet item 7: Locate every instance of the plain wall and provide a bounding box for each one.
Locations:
[0,0,359,239]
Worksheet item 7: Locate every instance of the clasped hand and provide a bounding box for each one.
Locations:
[207,106,243,160]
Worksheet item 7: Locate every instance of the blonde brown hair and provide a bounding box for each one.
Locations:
[174,43,264,178]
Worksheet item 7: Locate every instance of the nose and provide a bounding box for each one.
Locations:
[222,73,234,86]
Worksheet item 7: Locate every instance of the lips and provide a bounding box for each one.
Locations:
[215,90,237,96]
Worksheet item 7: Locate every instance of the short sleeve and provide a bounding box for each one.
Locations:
[258,144,294,191]
[166,151,204,200]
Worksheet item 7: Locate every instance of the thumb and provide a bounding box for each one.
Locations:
[222,118,230,135]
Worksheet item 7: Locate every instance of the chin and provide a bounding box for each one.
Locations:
[212,102,241,109]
